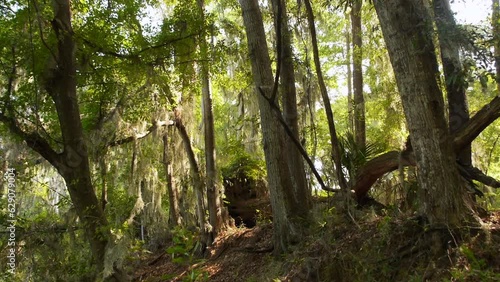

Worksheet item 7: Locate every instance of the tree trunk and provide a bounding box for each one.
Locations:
[353,95,500,200]
[174,111,209,253]
[346,13,354,133]
[303,0,348,191]
[239,0,304,255]
[494,0,500,91]
[351,0,366,149]
[433,0,471,166]
[45,1,128,279]
[373,0,471,226]
[99,155,108,211]
[196,0,227,244]
[271,0,311,213]
[163,131,181,227]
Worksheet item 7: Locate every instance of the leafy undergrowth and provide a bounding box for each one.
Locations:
[131,209,500,282]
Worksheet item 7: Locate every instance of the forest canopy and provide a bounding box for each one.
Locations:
[1,0,499,281]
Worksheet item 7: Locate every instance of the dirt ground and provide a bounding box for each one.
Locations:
[132,210,500,282]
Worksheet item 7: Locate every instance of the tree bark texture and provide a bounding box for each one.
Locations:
[239,0,303,254]
[44,1,126,279]
[351,0,366,149]
[373,0,470,226]
[197,0,226,243]
[433,0,471,166]
[271,0,311,213]
[353,95,500,200]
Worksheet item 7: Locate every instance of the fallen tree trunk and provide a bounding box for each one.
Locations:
[354,96,500,201]
[353,151,414,200]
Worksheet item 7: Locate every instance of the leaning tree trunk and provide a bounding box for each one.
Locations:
[373,0,472,227]
[45,1,128,280]
[271,0,311,213]
[174,111,209,253]
[433,0,471,166]
[239,0,304,255]
[304,0,348,191]
[351,0,365,149]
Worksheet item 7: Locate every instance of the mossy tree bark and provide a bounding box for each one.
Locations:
[373,0,473,226]
[271,0,311,213]
[239,0,306,255]
[433,0,471,166]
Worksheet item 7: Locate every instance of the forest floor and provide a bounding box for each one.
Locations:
[131,207,500,282]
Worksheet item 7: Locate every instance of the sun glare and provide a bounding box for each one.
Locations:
[451,0,491,25]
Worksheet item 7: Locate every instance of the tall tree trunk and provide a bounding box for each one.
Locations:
[239,0,304,255]
[271,0,311,213]
[351,0,366,149]
[373,0,472,226]
[174,111,208,253]
[163,131,181,227]
[494,0,500,91]
[433,0,471,166]
[346,13,354,133]
[196,0,226,244]
[303,0,348,191]
[46,1,128,280]
[99,155,108,211]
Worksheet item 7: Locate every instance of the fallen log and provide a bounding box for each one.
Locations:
[353,96,500,201]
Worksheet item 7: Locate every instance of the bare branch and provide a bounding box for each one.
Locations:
[31,0,58,62]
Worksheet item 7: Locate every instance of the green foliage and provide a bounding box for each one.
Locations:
[220,151,266,182]
[106,186,137,227]
[339,132,384,179]
[0,209,95,281]
[1,0,499,279]
[449,246,500,281]
[166,227,198,264]
[164,227,210,280]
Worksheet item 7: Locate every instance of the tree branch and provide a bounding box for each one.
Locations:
[107,120,173,147]
[258,86,336,192]
[304,0,348,191]
[453,96,500,151]
[459,165,500,188]
[353,95,500,200]
[0,112,63,170]
[80,33,200,60]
